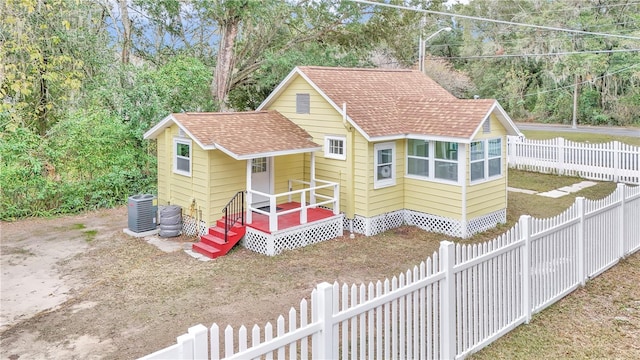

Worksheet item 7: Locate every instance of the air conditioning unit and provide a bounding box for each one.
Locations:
[127,194,158,232]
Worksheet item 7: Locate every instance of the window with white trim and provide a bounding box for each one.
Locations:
[406,140,461,182]
[470,138,502,182]
[174,138,191,176]
[374,142,395,188]
[407,139,429,177]
[434,141,458,181]
[324,135,346,160]
[296,93,310,114]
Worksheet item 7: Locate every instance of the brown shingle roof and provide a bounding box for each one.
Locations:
[297,66,494,139]
[399,98,497,138]
[172,111,319,158]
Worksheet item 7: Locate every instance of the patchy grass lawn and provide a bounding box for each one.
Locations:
[0,172,636,360]
[469,252,640,360]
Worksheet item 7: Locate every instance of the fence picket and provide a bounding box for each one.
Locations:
[141,184,639,360]
[507,136,639,184]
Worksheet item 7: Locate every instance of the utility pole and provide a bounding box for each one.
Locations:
[572,74,579,129]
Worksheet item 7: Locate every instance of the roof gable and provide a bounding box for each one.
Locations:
[259,66,520,141]
[144,110,320,159]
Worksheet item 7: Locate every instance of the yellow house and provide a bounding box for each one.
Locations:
[144,66,521,258]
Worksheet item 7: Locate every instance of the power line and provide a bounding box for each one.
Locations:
[442,48,640,60]
[351,0,640,41]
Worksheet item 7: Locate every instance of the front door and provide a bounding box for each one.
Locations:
[250,157,272,208]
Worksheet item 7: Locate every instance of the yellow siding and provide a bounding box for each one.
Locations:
[404,178,463,220]
[156,132,169,205]
[158,125,211,224]
[467,177,506,217]
[207,151,245,225]
[268,76,353,215]
[466,113,509,218]
[365,140,405,217]
[353,133,369,216]
[274,154,305,195]
[473,114,507,140]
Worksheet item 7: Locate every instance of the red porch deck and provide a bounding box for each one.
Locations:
[246,202,336,233]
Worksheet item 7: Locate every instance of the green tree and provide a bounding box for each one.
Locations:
[1,0,110,134]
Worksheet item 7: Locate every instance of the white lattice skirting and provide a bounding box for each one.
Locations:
[182,215,208,236]
[242,214,344,256]
[346,209,507,238]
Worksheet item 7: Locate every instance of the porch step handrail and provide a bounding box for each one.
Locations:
[222,191,245,243]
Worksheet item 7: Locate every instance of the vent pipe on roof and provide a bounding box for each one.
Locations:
[342,102,352,132]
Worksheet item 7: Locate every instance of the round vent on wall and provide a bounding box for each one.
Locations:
[380,165,391,179]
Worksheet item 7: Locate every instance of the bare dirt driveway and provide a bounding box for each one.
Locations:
[0,207,443,359]
[1,200,638,360]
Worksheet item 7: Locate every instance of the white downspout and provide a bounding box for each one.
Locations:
[342,102,355,238]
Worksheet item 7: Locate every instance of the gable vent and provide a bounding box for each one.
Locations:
[296,93,310,114]
[483,119,491,133]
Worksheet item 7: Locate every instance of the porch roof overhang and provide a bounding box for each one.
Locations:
[143,110,321,160]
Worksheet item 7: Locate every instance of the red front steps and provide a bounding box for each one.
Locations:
[192,219,246,259]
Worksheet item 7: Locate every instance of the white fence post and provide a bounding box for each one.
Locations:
[618,183,626,258]
[613,141,620,182]
[520,215,532,324]
[577,197,586,287]
[314,282,335,359]
[558,137,565,175]
[188,324,209,360]
[177,332,195,359]
[440,241,456,360]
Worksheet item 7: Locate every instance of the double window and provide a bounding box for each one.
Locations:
[407,140,459,182]
[470,138,502,181]
[173,138,191,176]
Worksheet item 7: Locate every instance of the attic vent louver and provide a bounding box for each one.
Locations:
[178,128,186,137]
[483,119,491,133]
[296,93,310,114]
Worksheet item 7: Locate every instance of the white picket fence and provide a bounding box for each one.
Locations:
[507,136,640,184]
[140,183,640,360]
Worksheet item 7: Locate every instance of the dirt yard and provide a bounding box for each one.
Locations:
[1,205,638,359]
[0,207,445,359]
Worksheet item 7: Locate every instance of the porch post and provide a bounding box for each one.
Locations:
[246,159,252,224]
[269,196,278,232]
[300,191,307,225]
[310,152,316,205]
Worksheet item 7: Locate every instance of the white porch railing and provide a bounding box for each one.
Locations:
[246,178,340,232]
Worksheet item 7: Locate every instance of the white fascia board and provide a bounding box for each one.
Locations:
[215,142,322,161]
[258,67,372,142]
[143,114,214,151]
[469,101,523,139]
[493,101,523,136]
[143,114,175,139]
[257,67,301,110]
[234,146,323,160]
[372,133,469,144]
[294,70,370,141]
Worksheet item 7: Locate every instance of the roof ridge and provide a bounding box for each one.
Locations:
[298,66,414,73]
[179,110,270,116]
